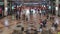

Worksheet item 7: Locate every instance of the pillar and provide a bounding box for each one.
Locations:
[55,0,59,16]
[4,0,8,16]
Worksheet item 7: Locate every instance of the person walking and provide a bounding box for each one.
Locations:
[42,19,47,27]
[16,11,20,20]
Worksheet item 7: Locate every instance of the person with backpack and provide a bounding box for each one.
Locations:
[54,17,59,29]
[42,19,47,27]
[54,23,58,29]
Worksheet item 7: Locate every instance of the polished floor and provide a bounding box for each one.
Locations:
[0,14,60,34]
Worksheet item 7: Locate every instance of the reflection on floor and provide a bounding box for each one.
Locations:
[0,14,60,34]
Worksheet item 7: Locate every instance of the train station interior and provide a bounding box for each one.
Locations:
[0,0,60,34]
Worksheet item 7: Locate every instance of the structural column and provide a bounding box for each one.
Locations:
[55,0,59,27]
[55,0,59,16]
[4,0,8,16]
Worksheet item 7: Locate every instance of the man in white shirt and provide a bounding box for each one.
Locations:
[54,17,59,24]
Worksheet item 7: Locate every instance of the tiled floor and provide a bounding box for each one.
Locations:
[0,14,60,34]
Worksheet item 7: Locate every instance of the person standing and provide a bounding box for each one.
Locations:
[39,9,42,16]
[54,17,59,29]
[16,10,20,20]
[0,8,2,18]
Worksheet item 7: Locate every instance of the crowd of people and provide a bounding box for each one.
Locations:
[3,7,59,34]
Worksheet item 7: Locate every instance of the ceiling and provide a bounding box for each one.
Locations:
[9,0,40,1]
[8,0,41,2]
[8,0,48,6]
